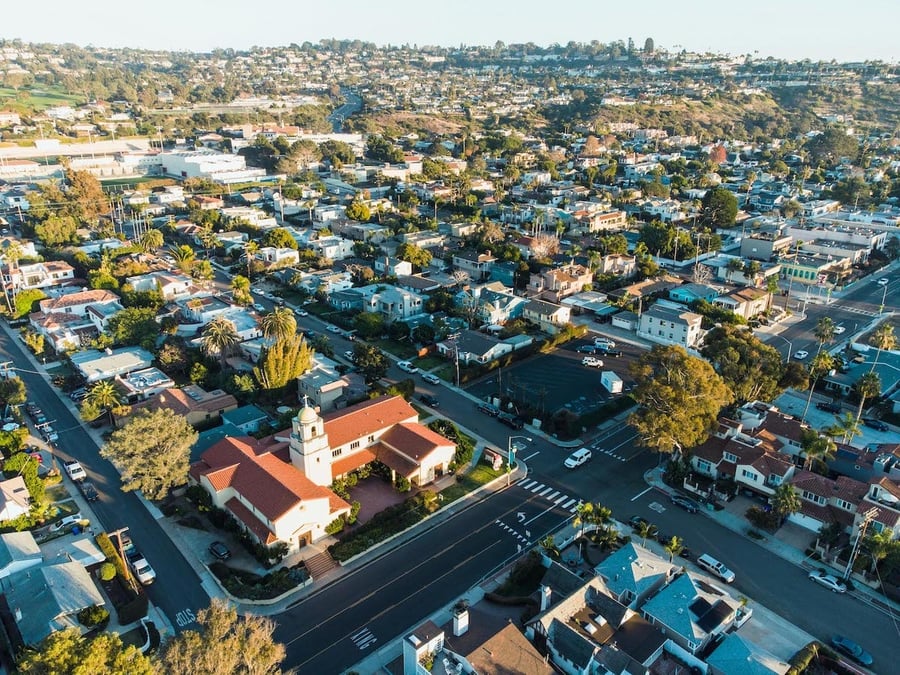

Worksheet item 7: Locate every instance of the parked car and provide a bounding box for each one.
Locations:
[670,494,701,513]
[252,303,265,312]
[421,372,441,385]
[582,356,604,368]
[808,570,847,593]
[397,360,419,374]
[793,350,809,360]
[49,514,84,533]
[209,541,232,561]
[833,325,846,335]
[816,401,842,414]
[326,324,342,334]
[64,460,86,482]
[127,550,157,585]
[564,447,592,469]
[862,418,889,431]
[598,348,623,357]
[593,337,616,348]
[476,402,499,416]
[576,344,599,354]
[343,350,355,362]
[696,553,735,583]
[419,394,439,407]
[69,388,88,401]
[77,481,99,503]
[830,635,873,666]
[294,308,308,317]
[629,515,652,530]
[497,412,525,429]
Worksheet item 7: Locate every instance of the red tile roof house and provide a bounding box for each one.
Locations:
[787,470,868,534]
[189,396,455,552]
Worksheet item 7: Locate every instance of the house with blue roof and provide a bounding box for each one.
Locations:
[595,542,676,609]
[669,282,720,305]
[222,405,269,434]
[707,633,789,675]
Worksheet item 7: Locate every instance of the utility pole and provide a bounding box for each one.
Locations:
[111,527,139,593]
[844,508,878,581]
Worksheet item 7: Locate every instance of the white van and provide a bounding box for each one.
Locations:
[696,553,735,583]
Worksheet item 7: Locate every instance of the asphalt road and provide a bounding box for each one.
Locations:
[0,326,209,633]
[274,481,573,673]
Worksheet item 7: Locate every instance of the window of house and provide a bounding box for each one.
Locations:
[724,452,738,463]
[741,469,758,481]
[697,460,711,472]
[802,490,825,505]
[350,440,360,450]
[769,475,782,486]
[836,499,853,511]
[368,435,375,443]
[332,449,342,458]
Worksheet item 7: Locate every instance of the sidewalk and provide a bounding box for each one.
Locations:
[643,465,900,618]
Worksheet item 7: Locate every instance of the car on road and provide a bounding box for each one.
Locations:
[419,394,439,407]
[64,460,86,482]
[696,553,735,583]
[294,308,308,317]
[670,494,701,513]
[582,356,604,368]
[862,418,889,431]
[78,481,99,502]
[497,412,525,429]
[421,372,441,385]
[792,350,809,360]
[209,541,232,561]
[597,348,623,357]
[593,337,616,348]
[816,401,842,414]
[397,360,419,373]
[252,303,266,312]
[564,447,592,469]
[576,344,599,354]
[252,287,264,295]
[876,277,889,287]
[833,325,846,335]
[127,549,157,585]
[808,570,847,593]
[343,350,355,362]
[326,324,342,334]
[476,402,500,416]
[830,635,873,666]
[629,515,653,530]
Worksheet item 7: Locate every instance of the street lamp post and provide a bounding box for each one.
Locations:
[507,435,532,487]
[771,334,793,362]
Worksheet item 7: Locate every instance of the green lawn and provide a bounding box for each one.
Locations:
[439,463,504,503]
[373,339,417,359]
[0,86,84,111]
[413,355,444,371]
[44,484,71,504]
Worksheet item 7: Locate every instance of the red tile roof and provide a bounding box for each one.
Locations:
[225,497,278,545]
[331,448,376,479]
[323,395,417,449]
[380,423,454,461]
[372,442,418,478]
[191,436,348,522]
[39,289,118,311]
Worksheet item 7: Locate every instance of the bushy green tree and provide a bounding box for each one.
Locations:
[253,333,314,390]
[17,627,154,675]
[701,325,785,403]
[701,187,738,229]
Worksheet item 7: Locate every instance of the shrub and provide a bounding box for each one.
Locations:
[77,605,109,628]
[117,594,149,625]
[95,533,128,581]
[395,476,411,493]
[348,500,361,525]
[99,562,117,582]
[325,517,345,535]
[746,505,780,532]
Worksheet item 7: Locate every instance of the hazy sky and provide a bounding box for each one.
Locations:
[5,0,898,63]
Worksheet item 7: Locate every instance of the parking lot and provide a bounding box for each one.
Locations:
[465,336,642,415]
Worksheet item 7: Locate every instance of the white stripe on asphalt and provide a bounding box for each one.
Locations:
[555,494,569,504]
[538,487,553,496]
[521,480,537,489]
[561,498,577,509]
[546,490,560,500]
[531,483,545,493]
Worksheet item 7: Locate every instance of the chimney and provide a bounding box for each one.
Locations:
[540,585,552,611]
[453,606,469,637]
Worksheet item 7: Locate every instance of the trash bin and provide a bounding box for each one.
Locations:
[71,525,82,535]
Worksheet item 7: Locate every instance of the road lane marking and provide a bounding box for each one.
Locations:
[525,502,559,525]
[546,490,560,500]
[521,451,540,461]
[521,479,537,489]
[631,487,653,502]
[569,500,582,512]
[530,483,545,492]
[561,498,577,509]
[554,494,568,505]
[538,487,553,496]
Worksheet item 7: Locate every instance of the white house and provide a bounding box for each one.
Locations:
[637,304,704,350]
[0,477,31,522]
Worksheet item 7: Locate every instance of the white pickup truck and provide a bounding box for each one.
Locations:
[127,550,157,585]
[64,460,86,482]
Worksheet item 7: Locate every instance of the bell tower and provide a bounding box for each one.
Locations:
[289,397,331,486]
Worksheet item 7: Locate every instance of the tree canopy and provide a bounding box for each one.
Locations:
[700,187,738,229]
[701,325,786,403]
[18,627,155,675]
[253,333,314,390]
[628,345,733,454]
[100,408,198,499]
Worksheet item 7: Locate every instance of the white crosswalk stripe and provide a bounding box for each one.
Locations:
[547,490,560,500]
[554,494,568,504]
[530,483,545,493]
[569,500,582,513]
[538,487,553,497]
[561,498,577,510]
[351,627,377,650]
[521,480,537,489]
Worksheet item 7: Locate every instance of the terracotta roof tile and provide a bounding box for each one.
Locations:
[372,442,418,478]
[39,289,118,311]
[331,448,376,479]
[323,395,417,449]
[225,497,278,545]
[380,423,453,461]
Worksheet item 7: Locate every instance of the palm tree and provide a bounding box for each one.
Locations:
[244,240,259,278]
[635,520,657,546]
[853,372,881,422]
[825,412,862,446]
[573,502,594,539]
[725,258,744,283]
[201,316,240,369]
[259,307,297,341]
[197,228,221,259]
[813,317,835,356]
[84,380,121,426]
[539,535,560,561]
[801,351,835,422]
[771,484,801,524]
[802,433,836,471]
[869,324,896,371]
[139,229,164,253]
[663,535,684,562]
[168,244,195,273]
[864,530,896,574]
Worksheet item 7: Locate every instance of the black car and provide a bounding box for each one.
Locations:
[497,412,525,429]
[78,481,99,502]
[670,494,701,513]
[599,349,623,357]
[419,394,439,407]
[476,403,499,416]
[816,401,842,414]
[862,418,889,431]
[629,515,652,530]
[209,541,231,561]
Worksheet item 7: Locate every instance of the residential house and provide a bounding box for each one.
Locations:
[778,252,851,286]
[0,477,31,522]
[452,251,496,281]
[455,283,527,326]
[29,289,123,350]
[597,254,636,277]
[330,284,426,322]
[787,470,868,533]
[489,260,519,287]
[115,367,175,403]
[125,271,195,299]
[0,562,105,646]
[256,246,300,268]
[179,295,234,323]
[298,365,349,412]
[714,287,771,320]
[707,633,789,675]
[0,532,42,580]
[823,349,900,400]
[308,235,355,261]
[69,347,156,383]
[855,478,900,540]
[668,283,720,305]
[436,331,513,365]
[641,573,738,656]
[523,299,571,334]
[529,264,593,303]
[401,621,446,675]
[374,256,413,277]
[576,209,627,233]
[637,304,704,350]
[126,385,238,427]
[595,543,677,609]
[2,260,74,291]
[740,233,794,262]
[221,405,269,434]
